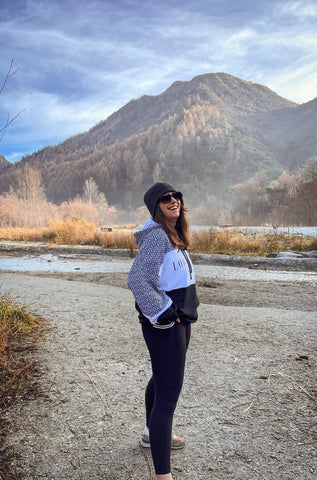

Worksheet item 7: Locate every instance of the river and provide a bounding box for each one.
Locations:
[0,252,316,285]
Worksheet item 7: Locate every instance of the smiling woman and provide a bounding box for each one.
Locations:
[128,181,199,480]
[157,191,183,221]
[154,190,191,251]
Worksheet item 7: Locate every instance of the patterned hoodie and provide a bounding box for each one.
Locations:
[128,219,199,329]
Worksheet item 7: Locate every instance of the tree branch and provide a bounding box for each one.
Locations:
[0,109,26,143]
[0,59,19,95]
[0,59,25,143]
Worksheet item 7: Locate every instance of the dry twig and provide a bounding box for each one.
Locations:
[276,370,316,402]
[79,457,85,480]
[142,449,155,480]
[246,463,272,480]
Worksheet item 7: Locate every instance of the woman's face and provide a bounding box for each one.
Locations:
[158,191,181,223]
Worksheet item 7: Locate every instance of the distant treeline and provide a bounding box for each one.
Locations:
[0,156,316,227]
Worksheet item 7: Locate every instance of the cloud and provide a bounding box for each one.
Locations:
[277,1,317,18]
[268,61,317,103]
[3,89,115,141]
[1,0,317,161]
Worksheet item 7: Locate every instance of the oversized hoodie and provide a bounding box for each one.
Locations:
[128,219,199,329]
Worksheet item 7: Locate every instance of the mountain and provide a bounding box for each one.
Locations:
[250,97,317,170]
[0,72,316,210]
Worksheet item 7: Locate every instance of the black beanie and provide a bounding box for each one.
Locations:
[144,182,177,218]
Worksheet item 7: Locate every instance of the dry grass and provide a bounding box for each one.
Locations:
[44,218,98,245]
[0,293,44,480]
[0,219,99,246]
[0,292,43,406]
[96,229,136,254]
[0,226,46,242]
[190,227,317,256]
[0,222,316,256]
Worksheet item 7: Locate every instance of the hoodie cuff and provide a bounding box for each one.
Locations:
[154,304,178,326]
[153,321,175,329]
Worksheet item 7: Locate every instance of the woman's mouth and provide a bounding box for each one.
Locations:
[169,204,179,211]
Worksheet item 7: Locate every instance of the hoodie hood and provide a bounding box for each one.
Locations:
[134,218,161,249]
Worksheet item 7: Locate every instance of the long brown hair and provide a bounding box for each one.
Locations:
[155,203,191,250]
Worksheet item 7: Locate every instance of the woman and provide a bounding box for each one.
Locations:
[128,182,199,480]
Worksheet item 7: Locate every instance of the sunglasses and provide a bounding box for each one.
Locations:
[158,191,183,204]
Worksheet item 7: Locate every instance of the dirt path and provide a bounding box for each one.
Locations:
[1,260,317,480]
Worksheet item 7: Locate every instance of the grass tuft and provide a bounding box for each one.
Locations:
[96,229,136,255]
[44,218,98,245]
[0,292,44,480]
[0,292,42,404]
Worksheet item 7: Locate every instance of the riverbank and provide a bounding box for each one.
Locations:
[1,219,317,258]
[0,249,316,480]
[1,240,317,272]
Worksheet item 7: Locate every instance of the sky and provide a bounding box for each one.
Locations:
[1,0,317,162]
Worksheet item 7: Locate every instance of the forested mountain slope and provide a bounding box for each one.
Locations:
[0,72,316,214]
[250,97,317,170]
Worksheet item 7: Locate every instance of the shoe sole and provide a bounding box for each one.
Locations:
[140,439,151,448]
[140,440,185,450]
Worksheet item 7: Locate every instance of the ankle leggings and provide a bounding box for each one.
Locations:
[142,321,191,475]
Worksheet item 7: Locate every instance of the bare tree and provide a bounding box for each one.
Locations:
[0,59,25,143]
[83,177,101,203]
[15,165,46,202]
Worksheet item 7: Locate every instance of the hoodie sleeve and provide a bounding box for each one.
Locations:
[128,227,178,326]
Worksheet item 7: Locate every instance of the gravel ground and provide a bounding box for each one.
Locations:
[0,248,316,480]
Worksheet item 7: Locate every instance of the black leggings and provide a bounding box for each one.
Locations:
[142,321,191,475]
